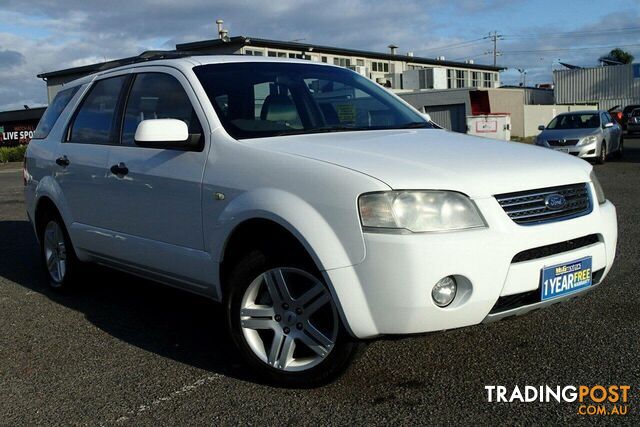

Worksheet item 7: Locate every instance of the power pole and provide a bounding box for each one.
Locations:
[487,31,503,67]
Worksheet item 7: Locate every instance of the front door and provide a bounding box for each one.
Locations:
[100,68,213,290]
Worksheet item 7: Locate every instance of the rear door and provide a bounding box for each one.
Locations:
[100,67,213,291]
[55,74,130,229]
[602,112,620,152]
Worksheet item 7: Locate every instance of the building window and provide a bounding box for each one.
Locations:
[268,51,277,57]
[287,52,310,60]
[371,61,389,73]
[483,72,492,88]
[321,56,328,63]
[356,59,365,66]
[333,57,351,67]
[447,69,454,88]
[456,70,466,88]
[471,71,480,87]
[245,49,263,56]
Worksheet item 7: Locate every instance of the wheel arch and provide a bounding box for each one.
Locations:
[211,188,365,272]
[219,217,319,293]
[32,174,73,231]
[34,196,64,240]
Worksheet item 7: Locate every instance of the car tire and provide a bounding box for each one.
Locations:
[596,142,606,164]
[225,249,363,387]
[38,211,82,292]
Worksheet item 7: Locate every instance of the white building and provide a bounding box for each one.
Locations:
[176,36,502,91]
[38,36,502,102]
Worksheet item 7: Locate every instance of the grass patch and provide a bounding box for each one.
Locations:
[510,136,537,144]
[0,145,27,163]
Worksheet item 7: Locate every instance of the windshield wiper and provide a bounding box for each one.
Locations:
[272,126,371,136]
[398,121,432,129]
[272,122,430,137]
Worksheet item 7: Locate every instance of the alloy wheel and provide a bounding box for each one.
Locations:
[43,221,67,283]
[239,267,338,372]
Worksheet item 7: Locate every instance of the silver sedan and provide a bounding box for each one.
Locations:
[535,110,624,164]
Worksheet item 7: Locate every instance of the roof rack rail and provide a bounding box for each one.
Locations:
[38,50,235,79]
[93,50,215,72]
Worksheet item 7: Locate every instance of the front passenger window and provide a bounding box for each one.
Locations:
[121,73,202,146]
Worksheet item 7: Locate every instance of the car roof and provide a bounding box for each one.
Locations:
[58,55,336,89]
[557,110,603,115]
[623,104,640,112]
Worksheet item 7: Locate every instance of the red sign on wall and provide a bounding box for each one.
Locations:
[475,120,498,133]
[0,123,37,146]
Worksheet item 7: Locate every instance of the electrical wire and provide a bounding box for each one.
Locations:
[501,43,640,54]
[503,26,640,39]
[412,37,488,54]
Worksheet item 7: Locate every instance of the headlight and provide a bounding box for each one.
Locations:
[578,135,598,146]
[358,191,486,232]
[590,171,606,204]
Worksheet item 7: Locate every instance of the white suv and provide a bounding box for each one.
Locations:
[24,55,618,386]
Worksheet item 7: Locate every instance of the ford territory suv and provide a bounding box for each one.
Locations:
[24,55,618,386]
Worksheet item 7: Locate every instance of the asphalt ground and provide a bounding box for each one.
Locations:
[0,138,639,425]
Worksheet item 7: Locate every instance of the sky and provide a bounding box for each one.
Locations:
[0,0,639,111]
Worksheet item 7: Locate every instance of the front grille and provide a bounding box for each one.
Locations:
[495,183,591,225]
[512,234,600,263]
[547,139,579,147]
[489,268,605,314]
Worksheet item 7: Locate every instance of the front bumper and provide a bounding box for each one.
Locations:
[326,187,617,339]
[543,142,598,159]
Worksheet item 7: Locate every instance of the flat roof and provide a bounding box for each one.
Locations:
[38,35,504,79]
[177,36,504,72]
[0,107,47,123]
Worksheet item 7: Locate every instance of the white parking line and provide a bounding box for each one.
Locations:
[112,374,223,424]
[0,169,21,174]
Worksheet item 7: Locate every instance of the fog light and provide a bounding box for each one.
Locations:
[432,276,457,307]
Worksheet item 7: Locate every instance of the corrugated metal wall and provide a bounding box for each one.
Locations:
[424,104,467,132]
[554,64,640,108]
[522,88,554,105]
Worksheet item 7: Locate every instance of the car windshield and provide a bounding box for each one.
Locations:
[193,62,431,139]
[546,113,600,130]
[631,109,640,117]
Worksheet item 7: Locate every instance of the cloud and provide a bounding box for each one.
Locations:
[0,0,638,109]
[495,9,640,85]
[0,49,25,69]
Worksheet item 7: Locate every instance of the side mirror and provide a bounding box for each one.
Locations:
[538,125,545,131]
[603,122,614,128]
[421,112,432,123]
[134,119,194,149]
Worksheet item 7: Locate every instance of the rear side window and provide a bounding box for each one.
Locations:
[121,73,202,146]
[32,86,79,139]
[68,75,128,144]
